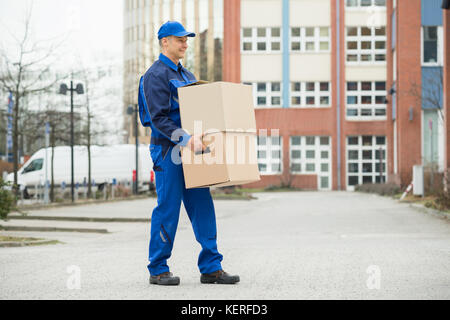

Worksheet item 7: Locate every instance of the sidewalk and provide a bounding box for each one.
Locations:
[9,197,157,220]
[1,198,157,246]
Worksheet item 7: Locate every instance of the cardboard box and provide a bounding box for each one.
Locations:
[178,81,261,189]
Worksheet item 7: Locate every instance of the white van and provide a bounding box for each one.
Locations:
[6,144,154,197]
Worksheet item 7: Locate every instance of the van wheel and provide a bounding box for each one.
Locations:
[23,187,31,199]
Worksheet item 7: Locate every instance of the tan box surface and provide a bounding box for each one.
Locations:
[178,82,260,189]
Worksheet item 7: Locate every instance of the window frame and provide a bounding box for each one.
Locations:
[421,26,443,67]
[345,81,387,120]
[241,27,282,54]
[290,81,332,108]
[346,135,387,191]
[346,26,387,65]
[289,26,331,53]
[290,136,332,190]
[245,81,283,108]
[345,0,386,9]
[257,135,283,175]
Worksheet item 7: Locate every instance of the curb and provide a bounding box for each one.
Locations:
[0,239,61,248]
[13,194,156,211]
[12,193,254,212]
[408,203,450,220]
[0,225,109,233]
[362,191,450,221]
[7,216,150,223]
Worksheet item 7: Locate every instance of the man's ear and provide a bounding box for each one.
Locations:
[161,37,168,49]
[163,36,172,46]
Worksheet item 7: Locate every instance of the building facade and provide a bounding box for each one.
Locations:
[226,0,449,191]
[124,0,449,191]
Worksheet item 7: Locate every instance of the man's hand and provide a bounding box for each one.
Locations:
[187,134,206,153]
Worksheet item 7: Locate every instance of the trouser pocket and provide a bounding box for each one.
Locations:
[161,145,170,161]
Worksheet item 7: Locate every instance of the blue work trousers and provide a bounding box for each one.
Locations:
[147,144,223,276]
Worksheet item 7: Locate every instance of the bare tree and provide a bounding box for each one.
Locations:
[409,67,445,191]
[16,96,78,201]
[41,107,74,201]
[279,164,295,189]
[0,4,67,198]
[72,61,123,198]
[410,67,444,118]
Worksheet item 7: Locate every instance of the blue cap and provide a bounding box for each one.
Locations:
[158,21,196,40]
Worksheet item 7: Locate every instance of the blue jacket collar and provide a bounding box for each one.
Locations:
[159,53,183,72]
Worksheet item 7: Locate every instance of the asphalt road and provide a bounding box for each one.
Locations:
[0,191,449,299]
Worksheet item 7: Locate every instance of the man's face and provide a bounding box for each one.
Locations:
[163,36,188,60]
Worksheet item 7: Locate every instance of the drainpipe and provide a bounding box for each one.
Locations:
[282,0,290,109]
[336,0,342,190]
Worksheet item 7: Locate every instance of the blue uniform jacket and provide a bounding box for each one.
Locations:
[138,53,196,147]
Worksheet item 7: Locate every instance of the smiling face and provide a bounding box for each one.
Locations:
[161,36,188,62]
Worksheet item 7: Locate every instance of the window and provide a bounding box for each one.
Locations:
[346,0,386,7]
[258,135,282,174]
[346,136,387,189]
[346,81,387,119]
[422,26,443,66]
[22,159,44,174]
[290,136,332,190]
[346,26,386,63]
[242,27,282,53]
[290,27,330,53]
[245,82,282,108]
[291,81,331,108]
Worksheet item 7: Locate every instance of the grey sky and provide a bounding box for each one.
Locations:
[0,0,125,145]
[0,0,123,68]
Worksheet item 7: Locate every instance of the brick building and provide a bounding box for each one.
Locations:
[123,0,449,191]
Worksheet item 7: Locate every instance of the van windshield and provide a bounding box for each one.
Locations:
[22,158,44,174]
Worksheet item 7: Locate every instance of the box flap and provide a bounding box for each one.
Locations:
[178,82,256,135]
[183,80,209,88]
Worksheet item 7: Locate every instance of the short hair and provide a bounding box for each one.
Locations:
[159,36,172,49]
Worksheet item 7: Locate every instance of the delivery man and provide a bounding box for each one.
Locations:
[138,21,240,286]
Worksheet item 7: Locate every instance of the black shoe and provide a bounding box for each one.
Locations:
[200,269,240,284]
[149,272,180,286]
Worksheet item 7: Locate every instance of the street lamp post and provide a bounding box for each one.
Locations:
[59,80,84,203]
[127,104,139,195]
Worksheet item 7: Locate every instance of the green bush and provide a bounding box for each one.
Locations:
[435,190,450,211]
[215,186,243,195]
[0,178,15,220]
[264,184,279,191]
[355,183,400,196]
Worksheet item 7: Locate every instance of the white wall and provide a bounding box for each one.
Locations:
[346,65,387,81]
[345,10,387,27]
[241,0,282,27]
[290,0,331,26]
[241,54,283,82]
[290,53,331,81]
